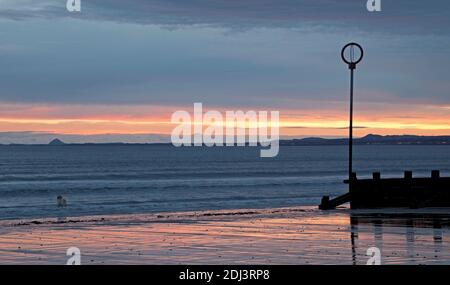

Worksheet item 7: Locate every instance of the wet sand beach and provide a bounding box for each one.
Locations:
[0,207,448,265]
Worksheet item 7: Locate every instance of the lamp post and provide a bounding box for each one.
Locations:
[341,42,363,181]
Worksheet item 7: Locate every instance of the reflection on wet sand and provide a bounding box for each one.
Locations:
[0,207,448,264]
[349,210,449,265]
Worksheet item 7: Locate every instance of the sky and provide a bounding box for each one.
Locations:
[0,0,450,143]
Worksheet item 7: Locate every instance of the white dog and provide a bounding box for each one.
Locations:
[57,195,67,207]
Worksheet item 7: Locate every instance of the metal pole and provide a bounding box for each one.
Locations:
[341,42,363,183]
[349,67,354,180]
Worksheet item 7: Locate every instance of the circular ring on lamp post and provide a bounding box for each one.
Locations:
[341,42,364,69]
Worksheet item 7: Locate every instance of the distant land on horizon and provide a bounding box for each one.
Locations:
[2,134,450,146]
[280,134,450,146]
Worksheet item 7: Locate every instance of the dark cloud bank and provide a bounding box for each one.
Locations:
[1,0,449,35]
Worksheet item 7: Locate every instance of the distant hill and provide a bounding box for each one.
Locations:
[280,134,450,146]
[0,132,170,145]
[48,138,66,145]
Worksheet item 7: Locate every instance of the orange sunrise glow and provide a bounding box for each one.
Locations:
[0,102,449,137]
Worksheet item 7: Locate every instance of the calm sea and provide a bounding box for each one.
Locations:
[0,145,449,220]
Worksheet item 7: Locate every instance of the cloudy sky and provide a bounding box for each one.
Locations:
[0,0,449,143]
